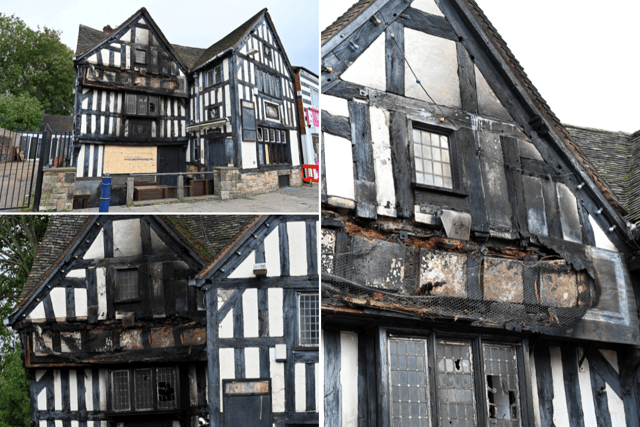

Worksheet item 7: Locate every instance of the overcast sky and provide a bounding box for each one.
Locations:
[321,0,640,134]
[1,0,319,73]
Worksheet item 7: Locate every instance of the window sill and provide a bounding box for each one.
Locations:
[412,183,468,198]
[114,298,141,304]
[107,409,182,417]
[293,345,319,351]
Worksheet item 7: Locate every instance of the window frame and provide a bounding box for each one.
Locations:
[114,267,139,303]
[108,366,180,413]
[297,292,319,348]
[409,121,464,195]
[256,126,290,167]
[382,329,531,427]
[134,48,147,65]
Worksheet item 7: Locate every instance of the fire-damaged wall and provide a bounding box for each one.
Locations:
[320,0,640,426]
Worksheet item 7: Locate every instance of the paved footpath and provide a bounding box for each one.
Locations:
[76,183,319,213]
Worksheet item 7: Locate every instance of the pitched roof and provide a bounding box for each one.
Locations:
[11,215,258,321]
[320,0,625,216]
[567,125,640,222]
[191,8,266,70]
[75,8,270,73]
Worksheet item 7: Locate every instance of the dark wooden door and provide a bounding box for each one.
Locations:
[207,136,226,169]
[157,145,185,186]
[223,394,271,427]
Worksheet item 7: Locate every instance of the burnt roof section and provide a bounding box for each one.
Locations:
[567,125,640,222]
[192,8,266,70]
[321,0,376,46]
[39,114,73,133]
[12,215,258,319]
[17,216,93,307]
[320,0,624,215]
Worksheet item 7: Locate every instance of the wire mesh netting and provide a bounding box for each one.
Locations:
[322,245,596,328]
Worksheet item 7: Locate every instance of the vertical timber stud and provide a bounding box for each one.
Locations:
[561,346,585,427]
[533,345,554,427]
[206,287,221,427]
[456,42,478,113]
[349,101,377,219]
[386,21,404,96]
[376,327,390,427]
[324,330,342,427]
[389,111,413,218]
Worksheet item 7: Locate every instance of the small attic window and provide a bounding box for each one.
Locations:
[135,49,147,65]
[264,45,271,58]
[116,268,138,302]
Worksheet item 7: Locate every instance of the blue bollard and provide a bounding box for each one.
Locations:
[99,173,112,212]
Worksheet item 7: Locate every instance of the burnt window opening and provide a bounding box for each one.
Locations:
[386,336,523,427]
[109,366,179,412]
[125,94,159,117]
[257,126,289,166]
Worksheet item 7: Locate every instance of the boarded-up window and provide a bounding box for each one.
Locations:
[242,102,257,141]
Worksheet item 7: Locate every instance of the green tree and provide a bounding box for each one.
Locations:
[0,14,74,116]
[0,93,44,131]
[0,216,49,427]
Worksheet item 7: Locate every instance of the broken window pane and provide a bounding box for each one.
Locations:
[156,367,177,409]
[134,368,154,410]
[483,344,520,425]
[389,337,430,427]
[111,370,131,411]
[435,340,476,427]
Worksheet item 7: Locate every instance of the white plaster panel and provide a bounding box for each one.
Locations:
[268,288,284,337]
[265,228,281,277]
[219,310,233,338]
[599,349,619,373]
[99,369,107,410]
[135,28,149,45]
[476,65,512,121]
[270,347,285,412]
[28,301,46,321]
[120,29,131,42]
[529,351,542,427]
[225,85,231,118]
[405,29,461,108]
[39,420,46,427]
[219,348,235,411]
[97,268,107,320]
[370,106,397,217]
[549,347,570,427]
[321,94,349,117]
[38,386,46,410]
[75,289,88,318]
[518,139,543,161]
[607,380,626,427]
[290,130,300,166]
[70,370,78,410]
[84,229,104,259]
[54,369,62,410]
[84,369,93,411]
[324,133,355,200]
[412,0,444,15]
[50,288,67,319]
[577,349,598,427]
[87,54,98,65]
[229,250,255,279]
[243,288,259,338]
[288,221,308,276]
[113,219,142,257]
[223,58,229,81]
[242,141,258,169]
[340,331,359,427]
[341,32,386,91]
[295,363,306,412]
[71,421,78,427]
[245,347,260,379]
[150,228,171,253]
[56,421,62,427]
[556,183,582,244]
[589,215,617,252]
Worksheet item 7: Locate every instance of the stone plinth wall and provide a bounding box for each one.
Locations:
[213,166,303,199]
[40,167,76,211]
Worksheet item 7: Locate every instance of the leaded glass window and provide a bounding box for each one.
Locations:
[298,293,319,346]
[483,344,520,425]
[435,341,476,427]
[156,367,178,409]
[134,368,153,410]
[116,268,138,301]
[111,370,131,411]
[389,337,430,427]
[413,129,452,189]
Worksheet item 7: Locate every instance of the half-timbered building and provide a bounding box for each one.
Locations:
[5,214,319,427]
[73,8,304,205]
[320,1,640,426]
[293,67,320,173]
